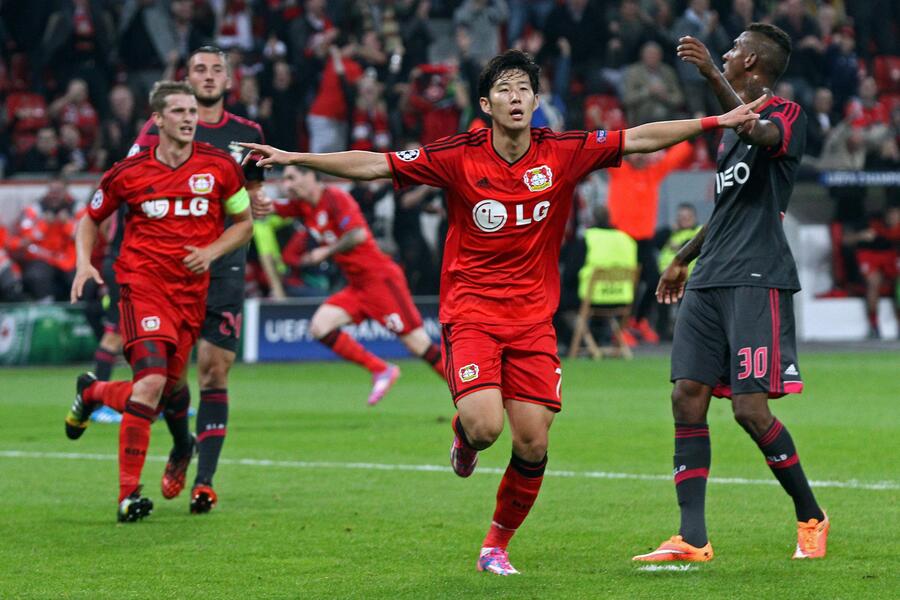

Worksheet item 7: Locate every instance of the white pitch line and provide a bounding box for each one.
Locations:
[0,450,897,491]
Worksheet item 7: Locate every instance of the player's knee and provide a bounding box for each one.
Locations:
[671,381,707,422]
[132,374,166,408]
[467,420,504,449]
[309,321,334,340]
[199,359,229,389]
[512,437,548,463]
[732,402,771,438]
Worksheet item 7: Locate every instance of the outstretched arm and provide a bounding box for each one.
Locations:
[623,95,765,154]
[238,143,392,181]
[676,36,780,147]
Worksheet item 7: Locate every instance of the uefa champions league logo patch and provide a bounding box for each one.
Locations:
[596,130,607,143]
[189,173,215,195]
[523,165,553,192]
[90,189,104,210]
[141,316,161,332]
[458,363,479,383]
[395,149,420,162]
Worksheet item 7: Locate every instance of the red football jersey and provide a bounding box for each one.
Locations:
[88,143,247,292]
[272,186,394,283]
[389,127,624,324]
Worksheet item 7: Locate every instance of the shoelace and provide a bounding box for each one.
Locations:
[798,522,819,553]
[484,549,513,571]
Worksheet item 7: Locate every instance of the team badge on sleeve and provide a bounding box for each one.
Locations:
[141,316,161,332]
[90,189,104,210]
[189,173,215,195]
[523,165,553,192]
[596,130,607,143]
[458,363,479,383]
[395,149,420,162]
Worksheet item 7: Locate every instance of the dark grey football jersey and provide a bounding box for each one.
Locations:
[687,97,806,291]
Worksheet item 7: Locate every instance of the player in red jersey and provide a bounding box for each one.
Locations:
[66,81,253,521]
[274,165,444,404]
[240,50,763,574]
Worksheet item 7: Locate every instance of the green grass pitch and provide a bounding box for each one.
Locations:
[1,351,898,598]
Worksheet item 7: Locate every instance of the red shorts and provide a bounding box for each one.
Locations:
[119,280,205,387]
[326,267,423,335]
[856,249,898,279]
[441,321,562,412]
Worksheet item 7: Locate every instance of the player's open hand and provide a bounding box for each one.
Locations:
[656,261,689,305]
[677,36,717,78]
[237,142,295,169]
[183,245,215,274]
[717,94,766,130]
[70,265,104,304]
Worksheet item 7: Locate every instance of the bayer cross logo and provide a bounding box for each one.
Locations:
[395,149,420,162]
[472,200,507,232]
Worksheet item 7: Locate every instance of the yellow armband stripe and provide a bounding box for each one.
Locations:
[225,187,250,215]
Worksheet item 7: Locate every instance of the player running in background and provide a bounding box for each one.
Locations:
[633,24,829,564]
[84,46,266,513]
[272,165,444,403]
[240,49,763,575]
[67,81,253,521]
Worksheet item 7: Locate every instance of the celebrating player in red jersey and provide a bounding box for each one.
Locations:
[67,81,253,522]
[240,50,763,574]
[273,165,444,403]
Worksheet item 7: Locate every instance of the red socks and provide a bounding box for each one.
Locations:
[118,400,154,501]
[422,343,445,378]
[86,380,132,413]
[319,330,387,374]
[483,453,547,549]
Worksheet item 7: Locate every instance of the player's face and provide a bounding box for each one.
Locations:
[155,93,199,145]
[282,166,317,200]
[188,52,231,107]
[480,69,538,132]
[721,33,752,83]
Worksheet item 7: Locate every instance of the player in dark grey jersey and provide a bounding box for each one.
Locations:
[634,24,830,563]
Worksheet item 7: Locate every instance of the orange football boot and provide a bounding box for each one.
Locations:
[633,535,714,562]
[792,512,830,559]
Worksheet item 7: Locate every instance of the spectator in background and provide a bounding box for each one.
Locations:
[260,61,301,151]
[48,78,99,151]
[506,0,555,48]
[845,77,890,132]
[607,141,695,344]
[402,64,469,144]
[670,0,731,117]
[228,75,262,121]
[773,0,824,105]
[606,0,664,70]
[0,224,25,301]
[543,0,606,86]
[532,70,566,131]
[350,71,391,152]
[655,202,701,339]
[453,0,509,67]
[824,26,859,115]
[805,87,836,159]
[58,123,88,175]
[774,80,795,103]
[289,0,336,90]
[454,25,487,125]
[98,85,142,168]
[212,0,254,51]
[397,0,432,79]
[307,44,363,153]
[846,206,900,338]
[117,0,178,111]
[846,0,897,58]
[723,0,761,42]
[7,178,77,301]
[3,61,50,162]
[622,41,684,125]
[14,126,72,175]
[170,0,212,62]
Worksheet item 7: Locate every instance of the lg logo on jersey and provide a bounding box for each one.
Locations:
[716,161,750,194]
[472,199,551,233]
[140,197,210,218]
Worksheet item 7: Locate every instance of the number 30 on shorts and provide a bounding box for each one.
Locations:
[737,346,768,380]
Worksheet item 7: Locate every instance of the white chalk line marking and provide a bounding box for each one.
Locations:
[0,450,896,491]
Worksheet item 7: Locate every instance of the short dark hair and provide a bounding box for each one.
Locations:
[746,23,792,82]
[676,202,697,214]
[477,50,540,99]
[149,80,195,113]
[188,45,230,70]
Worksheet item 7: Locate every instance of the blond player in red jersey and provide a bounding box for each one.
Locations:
[240,50,763,575]
[68,81,253,521]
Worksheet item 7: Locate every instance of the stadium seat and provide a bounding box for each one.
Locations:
[568,266,641,360]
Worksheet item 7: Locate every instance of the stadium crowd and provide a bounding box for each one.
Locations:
[1,0,898,339]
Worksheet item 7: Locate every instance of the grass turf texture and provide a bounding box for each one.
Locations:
[0,352,897,599]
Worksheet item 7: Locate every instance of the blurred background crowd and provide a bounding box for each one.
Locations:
[1,0,898,343]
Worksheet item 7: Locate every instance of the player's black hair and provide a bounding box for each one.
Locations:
[745,23,792,82]
[477,50,540,100]
[676,202,697,213]
[149,80,195,113]
[188,45,230,71]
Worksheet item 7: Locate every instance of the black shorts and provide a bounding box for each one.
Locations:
[200,277,244,353]
[671,287,803,398]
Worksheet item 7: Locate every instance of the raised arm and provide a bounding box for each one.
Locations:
[238,143,392,181]
[676,36,780,147]
[623,95,765,155]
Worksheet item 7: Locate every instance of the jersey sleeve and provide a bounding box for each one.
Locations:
[87,171,124,223]
[387,137,464,189]
[330,189,368,233]
[128,118,158,156]
[219,155,250,215]
[766,102,807,159]
[272,199,302,218]
[566,129,625,181]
